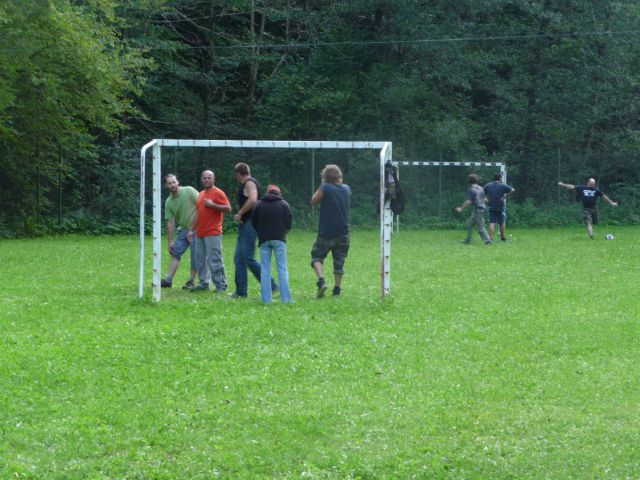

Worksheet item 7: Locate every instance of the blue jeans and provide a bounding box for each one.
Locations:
[259,240,292,304]
[234,222,275,296]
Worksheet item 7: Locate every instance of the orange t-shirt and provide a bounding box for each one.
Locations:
[195,187,229,237]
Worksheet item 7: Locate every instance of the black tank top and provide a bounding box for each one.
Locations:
[237,176,261,222]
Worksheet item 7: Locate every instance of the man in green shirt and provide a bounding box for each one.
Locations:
[161,174,199,289]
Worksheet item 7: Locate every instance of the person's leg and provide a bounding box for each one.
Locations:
[194,236,209,287]
[331,235,350,295]
[187,233,197,285]
[499,210,507,240]
[164,229,189,285]
[206,235,227,291]
[259,241,273,303]
[273,240,292,303]
[583,208,595,238]
[488,223,496,242]
[475,210,491,244]
[464,213,474,243]
[311,236,330,297]
[233,223,249,296]
[165,257,181,281]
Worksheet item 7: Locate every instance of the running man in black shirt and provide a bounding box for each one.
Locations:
[558,178,618,239]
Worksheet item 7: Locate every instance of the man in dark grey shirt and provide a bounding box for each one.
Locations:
[310,164,351,297]
[484,173,515,242]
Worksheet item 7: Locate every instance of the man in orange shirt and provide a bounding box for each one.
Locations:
[188,170,231,292]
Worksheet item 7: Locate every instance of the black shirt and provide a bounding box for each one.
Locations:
[575,186,602,208]
[237,176,261,222]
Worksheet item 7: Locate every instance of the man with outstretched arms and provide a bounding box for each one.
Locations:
[558,177,617,239]
[188,170,231,292]
[161,174,198,289]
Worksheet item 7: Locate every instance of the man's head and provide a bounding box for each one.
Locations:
[234,163,250,182]
[587,178,596,187]
[164,174,179,193]
[468,174,479,185]
[321,164,343,184]
[494,173,503,182]
[201,170,215,189]
[266,184,281,196]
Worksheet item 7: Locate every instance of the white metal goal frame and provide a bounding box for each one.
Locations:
[394,160,507,231]
[139,139,393,302]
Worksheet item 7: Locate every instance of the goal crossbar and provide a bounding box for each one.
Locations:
[139,139,393,301]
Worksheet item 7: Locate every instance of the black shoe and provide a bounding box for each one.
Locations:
[182,280,195,290]
[160,279,172,288]
[332,286,341,296]
[191,284,209,292]
[485,240,493,245]
[228,292,247,299]
[500,237,506,242]
[316,278,327,298]
[462,239,471,244]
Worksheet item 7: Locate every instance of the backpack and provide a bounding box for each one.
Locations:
[384,161,405,215]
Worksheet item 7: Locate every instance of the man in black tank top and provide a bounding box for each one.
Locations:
[231,163,277,298]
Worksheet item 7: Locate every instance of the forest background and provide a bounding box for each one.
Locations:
[1,0,639,237]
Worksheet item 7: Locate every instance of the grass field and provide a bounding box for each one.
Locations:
[1,227,639,479]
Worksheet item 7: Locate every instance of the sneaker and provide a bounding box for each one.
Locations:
[160,279,172,288]
[182,280,195,290]
[332,286,341,296]
[316,279,327,298]
[191,284,209,292]
[500,237,507,242]
[462,239,471,244]
[228,292,247,299]
[485,240,493,245]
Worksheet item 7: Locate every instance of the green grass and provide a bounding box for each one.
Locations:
[1,227,639,479]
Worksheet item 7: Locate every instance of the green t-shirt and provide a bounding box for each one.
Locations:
[165,186,199,229]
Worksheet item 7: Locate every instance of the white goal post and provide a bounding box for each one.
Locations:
[139,139,393,301]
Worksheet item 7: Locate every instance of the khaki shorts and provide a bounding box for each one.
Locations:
[583,207,598,224]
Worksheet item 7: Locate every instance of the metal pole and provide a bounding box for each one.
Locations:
[152,144,162,302]
[380,143,392,298]
[557,147,561,210]
[58,147,62,225]
[311,149,315,199]
[139,139,157,300]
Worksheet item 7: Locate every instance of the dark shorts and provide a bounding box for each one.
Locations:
[311,234,350,275]
[583,207,598,225]
[489,209,506,225]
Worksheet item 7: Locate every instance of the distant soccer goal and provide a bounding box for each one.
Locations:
[139,139,393,302]
[394,160,506,231]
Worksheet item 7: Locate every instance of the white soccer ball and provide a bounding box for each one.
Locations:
[605,234,614,240]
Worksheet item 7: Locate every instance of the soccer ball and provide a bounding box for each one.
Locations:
[605,234,614,240]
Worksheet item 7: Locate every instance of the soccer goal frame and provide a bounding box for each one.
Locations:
[394,160,507,232]
[139,139,393,302]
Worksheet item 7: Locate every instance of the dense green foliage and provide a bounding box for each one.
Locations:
[1,1,639,236]
[1,229,639,477]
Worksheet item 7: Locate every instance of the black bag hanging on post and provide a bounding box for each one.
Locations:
[384,161,405,215]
